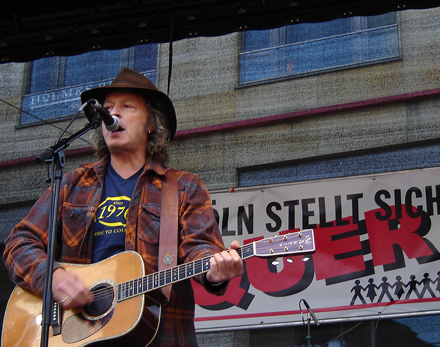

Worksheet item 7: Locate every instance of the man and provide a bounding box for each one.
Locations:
[3,68,243,346]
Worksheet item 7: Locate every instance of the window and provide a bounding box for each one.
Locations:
[240,13,399,84]
[20,44,158,125]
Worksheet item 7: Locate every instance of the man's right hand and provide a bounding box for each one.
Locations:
[52,268,94,309]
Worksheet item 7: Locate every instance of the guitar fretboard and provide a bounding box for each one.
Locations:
[116,229,315,301]
[117,244,255,301]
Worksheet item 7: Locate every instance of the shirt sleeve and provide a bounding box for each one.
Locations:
[177,173,228,295]
[3,187,63,297]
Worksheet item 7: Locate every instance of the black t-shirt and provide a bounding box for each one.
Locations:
[92,164,142,263]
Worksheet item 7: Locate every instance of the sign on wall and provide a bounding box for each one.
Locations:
[193,167,440,331]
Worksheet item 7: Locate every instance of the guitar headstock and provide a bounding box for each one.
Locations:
[253,229,315,257]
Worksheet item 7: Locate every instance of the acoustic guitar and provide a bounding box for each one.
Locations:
[1,230,315,347]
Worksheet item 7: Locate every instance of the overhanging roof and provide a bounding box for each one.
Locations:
[1,0,439,63]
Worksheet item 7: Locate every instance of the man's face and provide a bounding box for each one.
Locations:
[102,90,150,158]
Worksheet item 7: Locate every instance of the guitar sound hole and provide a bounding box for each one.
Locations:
[83,283,115,318]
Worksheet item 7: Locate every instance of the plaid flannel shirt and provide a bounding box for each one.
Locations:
[3,156,227,346]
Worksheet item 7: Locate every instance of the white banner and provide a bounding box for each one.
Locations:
[193,167,440,331]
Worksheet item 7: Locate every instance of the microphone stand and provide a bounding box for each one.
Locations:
[299,299,319,347]
[36,118,101,347]
[306,311,312,346]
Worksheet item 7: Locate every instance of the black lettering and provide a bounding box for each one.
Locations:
[394,189,402,220]
[284,200,299,230]
[335,195,349,226]
[375,189,392,220]
[266,202,282,232]
[302,198,317,229]
[238,205,254,235]
[347,193,363,224]
[318,197,334,227]
[221,207,235,236]
[405,187,423,218]
[425,185,440,216]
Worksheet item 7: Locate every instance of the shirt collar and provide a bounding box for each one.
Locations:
[80,155,169,177]
[143,156,169,176]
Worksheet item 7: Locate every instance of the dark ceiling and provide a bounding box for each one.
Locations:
[1,0,439,63]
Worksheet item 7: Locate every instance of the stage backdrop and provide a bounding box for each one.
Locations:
[193,167,440,331]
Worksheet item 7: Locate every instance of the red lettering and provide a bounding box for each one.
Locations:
[314,218,366,280]
[192,275,251,309]
[366,206,434,266]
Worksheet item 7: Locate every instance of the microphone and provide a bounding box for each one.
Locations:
[88,99,120,131]
[302,299,319,325]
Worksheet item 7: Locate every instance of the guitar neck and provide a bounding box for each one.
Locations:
[117,229,315,302]
[117,245,254,301]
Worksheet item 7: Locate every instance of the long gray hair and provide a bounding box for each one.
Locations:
[91,101,171,166]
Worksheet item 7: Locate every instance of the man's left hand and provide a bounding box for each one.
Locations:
[206,240,244,285]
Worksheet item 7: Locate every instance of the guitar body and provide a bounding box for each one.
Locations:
[2,230,315,347]
[2,251,161,347]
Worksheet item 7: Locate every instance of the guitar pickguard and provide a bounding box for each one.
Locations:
[63,310,113,343]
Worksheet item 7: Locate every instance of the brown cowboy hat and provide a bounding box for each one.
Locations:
[81,67,177,140]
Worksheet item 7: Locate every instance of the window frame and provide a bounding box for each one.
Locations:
[18,44,158,127]
[238,13,401,87]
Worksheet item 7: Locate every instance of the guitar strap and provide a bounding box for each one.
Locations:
[158,168,178,302]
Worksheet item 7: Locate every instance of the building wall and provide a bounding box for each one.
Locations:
[164,8,440,191]
[0,7,439,347]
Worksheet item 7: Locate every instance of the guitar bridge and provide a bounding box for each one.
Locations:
[52,301,62,336]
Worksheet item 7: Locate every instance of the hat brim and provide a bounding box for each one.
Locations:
[81,86,177,140]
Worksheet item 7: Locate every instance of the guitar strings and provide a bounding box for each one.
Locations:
[82,234,304,306]
[81,243,256,305]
